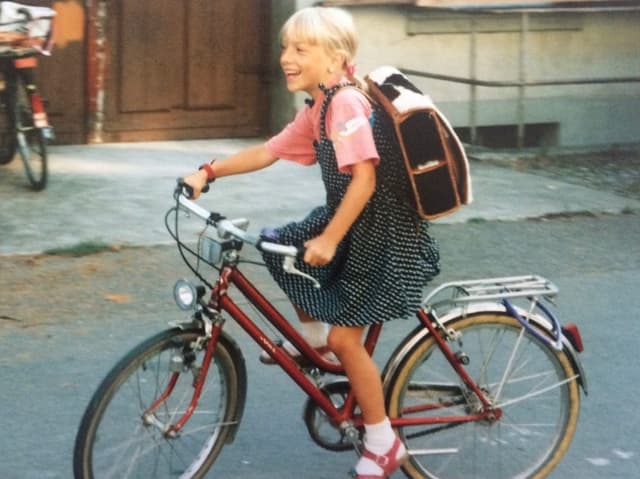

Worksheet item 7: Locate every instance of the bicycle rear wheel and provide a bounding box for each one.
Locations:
[14,77,47,190]
[386,313,580,479]
[73,328,244,479]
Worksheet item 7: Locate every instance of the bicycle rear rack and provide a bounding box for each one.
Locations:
[423,275,563,351]
[423,275,557,310]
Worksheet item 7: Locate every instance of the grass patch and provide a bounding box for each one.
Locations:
[44,240,116,257]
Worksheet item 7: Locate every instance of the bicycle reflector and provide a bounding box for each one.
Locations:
[174,279,198,310]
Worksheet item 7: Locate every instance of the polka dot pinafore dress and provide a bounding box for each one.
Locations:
[262,83,440,327]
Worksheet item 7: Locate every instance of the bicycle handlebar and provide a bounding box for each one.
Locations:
[179,181,209,198]
[174,179,321,287]
[174,179,299,258]
[16,8,33,22]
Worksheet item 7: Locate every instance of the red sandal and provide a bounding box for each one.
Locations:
[350,436,408,478]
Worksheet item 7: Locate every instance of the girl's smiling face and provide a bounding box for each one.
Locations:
[280,37,342,100]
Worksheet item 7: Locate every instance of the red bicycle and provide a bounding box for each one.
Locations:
[0,2,55,191]
[73,181,587,479]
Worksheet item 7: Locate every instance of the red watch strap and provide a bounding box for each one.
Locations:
[199,161,216,183]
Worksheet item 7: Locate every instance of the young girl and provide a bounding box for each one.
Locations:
[184,6,439,478]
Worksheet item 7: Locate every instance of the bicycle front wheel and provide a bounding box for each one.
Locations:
[14,78,47,190]
[73,328,244,479]
[387,313,580,479]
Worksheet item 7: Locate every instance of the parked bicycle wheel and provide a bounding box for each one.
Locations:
[386,313,581,479]
[14,77,47,190]
[73,328,245,479]
[0,75,16,164]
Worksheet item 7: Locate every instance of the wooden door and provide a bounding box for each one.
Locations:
[102,0,270,142]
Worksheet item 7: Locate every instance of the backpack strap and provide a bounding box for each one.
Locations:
[318,81,365,141]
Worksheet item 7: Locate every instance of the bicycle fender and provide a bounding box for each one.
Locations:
[382,303,588,395]
[216,331,248,443]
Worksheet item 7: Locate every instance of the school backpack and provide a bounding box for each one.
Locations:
[364,66,472,220]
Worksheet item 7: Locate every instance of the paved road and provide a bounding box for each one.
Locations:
[1,213,639,478]
[2,140,640,477]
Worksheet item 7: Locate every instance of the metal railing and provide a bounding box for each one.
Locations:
[401,5,640,148]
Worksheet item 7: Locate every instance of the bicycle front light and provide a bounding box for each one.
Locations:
[173,279,202,310]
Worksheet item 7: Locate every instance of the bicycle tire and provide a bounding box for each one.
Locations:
[0,80,16,164]
[386,313,580,479]
[14,77,47,190]
[73,327,244,479]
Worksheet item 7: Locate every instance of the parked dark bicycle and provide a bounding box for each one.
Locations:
[0,1,55,191]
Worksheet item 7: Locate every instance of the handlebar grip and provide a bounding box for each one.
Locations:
[176,178,209,198]
[17,8,33,21]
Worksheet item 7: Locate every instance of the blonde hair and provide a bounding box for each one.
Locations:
[281,7,362,85]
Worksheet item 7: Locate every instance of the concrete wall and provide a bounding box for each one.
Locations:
[270,4,640,148]
[268,0,316,133]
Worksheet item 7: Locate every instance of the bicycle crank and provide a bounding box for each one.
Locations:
[302,380,364,451]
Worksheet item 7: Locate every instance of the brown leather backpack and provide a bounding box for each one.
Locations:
[365,66,472,220]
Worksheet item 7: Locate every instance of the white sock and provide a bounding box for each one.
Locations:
[355,418,405,476]
[299,321,328,348]
[278,322,328,356]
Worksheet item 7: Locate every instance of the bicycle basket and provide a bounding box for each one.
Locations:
[0,2,55,56]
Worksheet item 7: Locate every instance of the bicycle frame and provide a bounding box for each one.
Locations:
[0,52,51,190]
[9,56,50,130]
[151,257,502,437]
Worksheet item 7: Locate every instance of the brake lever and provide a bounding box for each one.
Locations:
[282,256,321,289]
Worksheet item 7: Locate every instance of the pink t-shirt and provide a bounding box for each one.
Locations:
[265,88,380,174]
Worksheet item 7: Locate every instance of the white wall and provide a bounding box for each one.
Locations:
[355,6,640,147]
[270,4,640,148]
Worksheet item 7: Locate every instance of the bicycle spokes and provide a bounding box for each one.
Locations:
[387,313,581,479]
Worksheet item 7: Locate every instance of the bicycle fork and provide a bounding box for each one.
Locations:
[143,320,223,438]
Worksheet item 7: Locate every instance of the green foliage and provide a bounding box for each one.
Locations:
[44,240,115,257]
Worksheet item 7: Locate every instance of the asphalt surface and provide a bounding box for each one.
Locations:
[2,140,640,479]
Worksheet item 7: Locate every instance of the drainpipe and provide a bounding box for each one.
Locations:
[87,0,107,143]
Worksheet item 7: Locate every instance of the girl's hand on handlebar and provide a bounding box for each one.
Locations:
[183,169,209,199]
[303,234,337,266]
